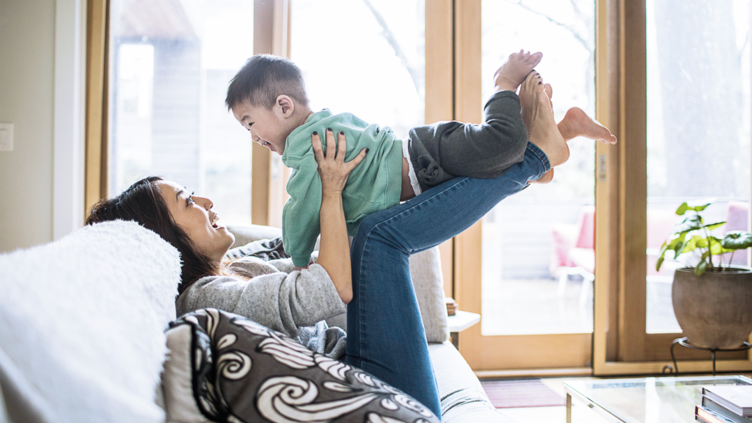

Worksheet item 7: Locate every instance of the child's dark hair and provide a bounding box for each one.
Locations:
[225,54,309,110]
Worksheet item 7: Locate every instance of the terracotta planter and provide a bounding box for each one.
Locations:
[672,267,752,349]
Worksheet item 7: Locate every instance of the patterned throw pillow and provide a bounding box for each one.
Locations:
[165,309,439,423]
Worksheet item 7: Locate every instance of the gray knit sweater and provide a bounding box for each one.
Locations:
[175,254,348,359]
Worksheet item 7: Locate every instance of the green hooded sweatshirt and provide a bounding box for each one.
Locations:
[282,110,403,267]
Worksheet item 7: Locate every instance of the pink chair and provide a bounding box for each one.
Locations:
[552,206,677,304]
[722,201,749,266]
[551,206,595,305]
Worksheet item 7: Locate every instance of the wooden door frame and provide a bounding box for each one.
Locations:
[425,0,456,294]
[592,0,752,375]
[251,0,291,227]
[84,0,110,218]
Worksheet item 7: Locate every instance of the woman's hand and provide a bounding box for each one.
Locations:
[312,129,367,195]
[311,129,366,304]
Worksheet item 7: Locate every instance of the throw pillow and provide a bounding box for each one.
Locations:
[165,308,439,423]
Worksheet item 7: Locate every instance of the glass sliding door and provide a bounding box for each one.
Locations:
[615,0,752,366]
[290,0,425,140]
[108,0,254,225]
[645,0,751,335]
[481,0,596,337]
[457,0,597,371]
[290,0,456,291]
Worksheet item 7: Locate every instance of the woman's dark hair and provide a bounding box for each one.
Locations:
[86,176,218,294]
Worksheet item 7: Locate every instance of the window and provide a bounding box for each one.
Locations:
[109,0,254,224]
[290,0,425,139]
[480,0,596,335]
[645,0,751,333]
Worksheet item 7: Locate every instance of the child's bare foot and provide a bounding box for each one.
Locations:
[557,107,618,144]
[493,50,543,92]
[519,72,569,168]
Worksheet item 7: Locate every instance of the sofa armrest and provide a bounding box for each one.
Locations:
[227,225,283,249]
[0,346,55,423]
[429,341,514,422]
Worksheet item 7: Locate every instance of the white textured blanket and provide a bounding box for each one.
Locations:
[0,220,180,423]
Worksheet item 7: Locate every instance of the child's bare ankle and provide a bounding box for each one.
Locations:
[494,78,520,93]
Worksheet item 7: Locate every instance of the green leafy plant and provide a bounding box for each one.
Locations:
[657,201,752,276]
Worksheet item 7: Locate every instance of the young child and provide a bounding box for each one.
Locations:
[226,51,616,268]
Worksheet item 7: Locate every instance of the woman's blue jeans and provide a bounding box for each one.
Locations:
[345,143,550,418]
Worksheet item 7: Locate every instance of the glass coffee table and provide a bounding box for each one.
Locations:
[564,375,752,422]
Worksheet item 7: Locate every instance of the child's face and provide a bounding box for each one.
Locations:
[232,99,291,155]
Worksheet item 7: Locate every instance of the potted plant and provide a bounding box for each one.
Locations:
[657,200,752,349]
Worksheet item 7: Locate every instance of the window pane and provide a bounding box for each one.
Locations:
[290,0,425,139]
[109,0,254,225]
[646,0,751,333]
[481,0,596,335]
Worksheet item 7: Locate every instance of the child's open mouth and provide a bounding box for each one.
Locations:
[263,142,277,153]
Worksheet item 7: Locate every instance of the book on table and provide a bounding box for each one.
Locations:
[703,386,752,417]
[703,395,752,423]
[444,297,457,316]
[702,396,752,423]
[697,405,743,423]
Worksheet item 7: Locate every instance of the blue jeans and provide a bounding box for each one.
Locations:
[345,143,550,418]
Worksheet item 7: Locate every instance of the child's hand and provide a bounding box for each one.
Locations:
[312,129,367,195]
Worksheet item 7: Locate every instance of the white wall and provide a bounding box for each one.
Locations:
[0,0,56,252]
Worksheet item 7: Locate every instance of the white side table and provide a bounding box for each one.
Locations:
[446,310,480,348]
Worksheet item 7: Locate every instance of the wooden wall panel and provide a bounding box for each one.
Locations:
[425,0,455,297]
[593,0,621,373]
[84,0,110,217]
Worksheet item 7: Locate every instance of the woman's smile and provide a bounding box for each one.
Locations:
[210,211,223,229]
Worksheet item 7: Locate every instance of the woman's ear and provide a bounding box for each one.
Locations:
[275,95,295,118]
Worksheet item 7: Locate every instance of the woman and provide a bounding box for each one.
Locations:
[88,129,550,418]
[87,131,364,358]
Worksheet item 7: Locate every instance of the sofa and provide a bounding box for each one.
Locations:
[0,221,511,422]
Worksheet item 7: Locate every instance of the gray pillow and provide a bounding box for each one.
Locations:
[164,309,439,423]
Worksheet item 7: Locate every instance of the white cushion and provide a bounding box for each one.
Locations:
[0,221,180,423]
[410,248,449,343]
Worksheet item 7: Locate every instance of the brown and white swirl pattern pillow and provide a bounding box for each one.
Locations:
[163,308,439,423]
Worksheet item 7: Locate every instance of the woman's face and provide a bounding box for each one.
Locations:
[157,180,235,262]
